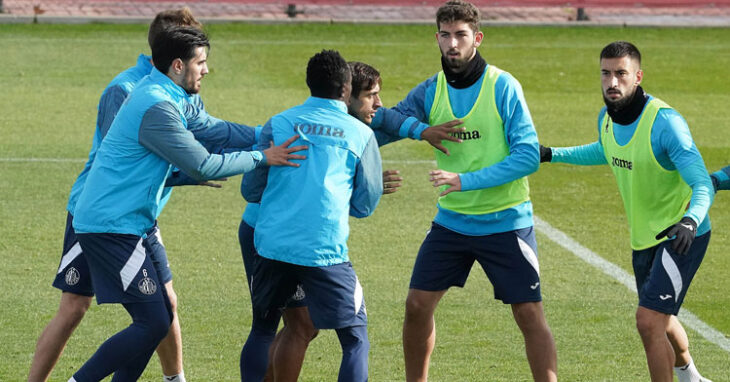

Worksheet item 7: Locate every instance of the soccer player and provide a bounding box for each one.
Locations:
[240,49,382,382]
[28,9,260,382]
[66,26,304,382]
[540,41,713,382]
[237,61,464,381]
[392,1,557,381]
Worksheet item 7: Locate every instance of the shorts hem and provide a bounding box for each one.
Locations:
[638,302,679,316]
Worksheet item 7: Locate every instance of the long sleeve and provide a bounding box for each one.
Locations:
[678,160,714,225]
[240,119,274,203]
[97,85,130,138]
[370,107,428,143]
[350,135,383,218]
[711,166,730,191]
[185,96,258,151]
[459,73,539,191]
[138,101,264,182]
[654,109,713,226]
[551,142,607,165]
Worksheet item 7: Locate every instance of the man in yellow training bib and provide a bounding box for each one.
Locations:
[393,1,557,381]
[541,41,714,382]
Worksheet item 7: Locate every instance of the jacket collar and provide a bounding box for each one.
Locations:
[303,96,348,113]
[149,67,187,100]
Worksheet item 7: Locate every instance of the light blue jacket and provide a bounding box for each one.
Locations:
[66,54,154,215]
[67,54,260,220]
[244,97,383,266]
[73,68,263,236]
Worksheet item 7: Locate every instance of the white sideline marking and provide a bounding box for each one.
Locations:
[534,215,730,353]
[383,159,435,165]
[2,157,433,165]
[5,155,729,351]
[0,157,85,163]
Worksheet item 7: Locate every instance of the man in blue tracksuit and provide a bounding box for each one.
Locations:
[540,41,713,382]
[237,61,465,380]
[240,50,382,382]
[67,27,304,382]
[29,9,262,382]
[238,60,472,381]
[395,2,557,381]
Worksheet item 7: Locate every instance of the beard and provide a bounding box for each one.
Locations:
[441,48,474,73]
[444,55,469,72]
[603,89,635,111]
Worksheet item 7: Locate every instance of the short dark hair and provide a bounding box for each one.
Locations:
[152,26,210,74]
[436,0,480,33]
[600,41,642,66]
[348,62,381,99]
[306,50,351,99]
[148,7,203,49]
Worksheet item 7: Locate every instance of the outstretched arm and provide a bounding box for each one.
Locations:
[710,165,730,192]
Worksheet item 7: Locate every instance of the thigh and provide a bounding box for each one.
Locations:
[53,213,94,296]
[300,262,367,330]
[634,232,710,315]
[76,233,164,304]
[250,254,299,321]
[409,222,475,291]
[474,227,542,304]
[143,223,172,284]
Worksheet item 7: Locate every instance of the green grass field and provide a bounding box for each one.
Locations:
[1,22,729,381]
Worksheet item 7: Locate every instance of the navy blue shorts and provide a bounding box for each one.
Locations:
[410,223,542,304]
[52,212,94,296]
[633,231,710,315]
[76,232,165,304]
[239,220,306,308]
[145,225,172,284]
[251,255,366,330]
[54,214,173,296]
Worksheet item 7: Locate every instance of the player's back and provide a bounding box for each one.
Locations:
[254,97,378,267]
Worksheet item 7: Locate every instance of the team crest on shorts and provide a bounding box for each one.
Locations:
[65,267,80,286]
[138,269,157,295]
[292,284,306,301]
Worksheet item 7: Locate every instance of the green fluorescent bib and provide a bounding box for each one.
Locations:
[601,98,691,250]
[429,65,529,215]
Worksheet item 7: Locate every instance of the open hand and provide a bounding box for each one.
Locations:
[383,169,402,195]
[421,119,464,156]
[263,135,308,167]
[429,169,461,196]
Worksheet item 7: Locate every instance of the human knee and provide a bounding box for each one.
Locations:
[285,310,319,341]
[404,292,438,319]
[512,302,545,330]
[127,302,171,343]
[337,325,369,351]
[59,293,93,325]
[635,310,662,337]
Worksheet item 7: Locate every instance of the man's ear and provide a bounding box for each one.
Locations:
[171,58,184,75]
[635,69,644,86]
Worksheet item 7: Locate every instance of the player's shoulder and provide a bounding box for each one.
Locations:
[648,95,687,126]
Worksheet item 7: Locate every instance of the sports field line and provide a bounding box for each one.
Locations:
[535,215,730,353]
[0,157,85,163]
[0,157,436,165]
[4,156,729,352]
[3,38,729,52]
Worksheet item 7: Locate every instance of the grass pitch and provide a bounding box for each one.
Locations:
[1,22,729,381]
